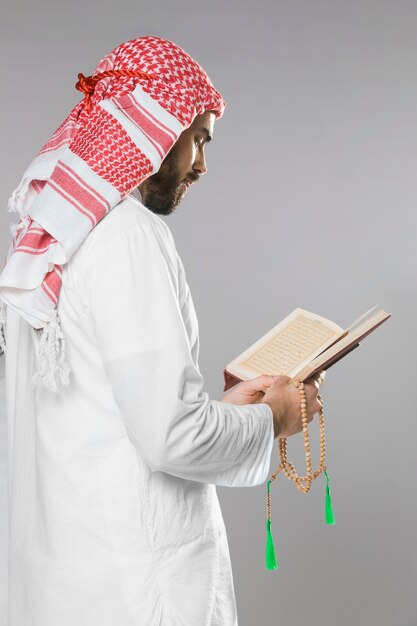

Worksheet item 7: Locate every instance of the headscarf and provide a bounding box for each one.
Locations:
[0,35,226,391]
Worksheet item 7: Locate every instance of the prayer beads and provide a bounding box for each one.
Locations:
[265,379,335,570]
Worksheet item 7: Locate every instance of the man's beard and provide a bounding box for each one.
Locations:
[140,150,185,216]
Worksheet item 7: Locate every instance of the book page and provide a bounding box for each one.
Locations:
[294,307,390,381]
[240,315,340,376]
[345,305,379,334]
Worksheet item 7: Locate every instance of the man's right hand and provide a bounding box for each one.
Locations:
[262,375,322,438]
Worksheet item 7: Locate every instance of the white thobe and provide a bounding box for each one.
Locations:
[4,195,274,626]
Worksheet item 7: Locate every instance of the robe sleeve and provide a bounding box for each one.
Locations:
[82,219,274,487]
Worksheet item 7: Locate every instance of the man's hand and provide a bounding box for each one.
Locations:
[221,372,324,439]
[221,375,276,406]
[262,375,322,438]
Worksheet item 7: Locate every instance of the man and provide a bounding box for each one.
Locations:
[0,36,320,625]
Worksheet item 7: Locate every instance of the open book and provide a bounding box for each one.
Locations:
[224,306,390,391]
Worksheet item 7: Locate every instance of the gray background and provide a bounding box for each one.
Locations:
[1,0,416,624]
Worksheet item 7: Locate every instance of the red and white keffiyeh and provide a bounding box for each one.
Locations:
[0,35,226,391]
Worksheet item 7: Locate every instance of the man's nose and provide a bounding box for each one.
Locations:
[193,150,208,175]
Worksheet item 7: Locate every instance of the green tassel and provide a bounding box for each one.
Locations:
[266,481,278,569]
[324,470,335,525]
[266,519,278,570]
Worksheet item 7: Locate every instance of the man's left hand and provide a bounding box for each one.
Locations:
[221,375,276,405]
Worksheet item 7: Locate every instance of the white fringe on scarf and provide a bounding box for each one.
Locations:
[0,299,6,355]
[0,295,71,394]
[1,216,71,393]
[31,313,71,393]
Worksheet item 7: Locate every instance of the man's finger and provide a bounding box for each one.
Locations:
[306,398,321,422]
[308,370,326,390]
[246,374,275,392]
[304,382,319,401]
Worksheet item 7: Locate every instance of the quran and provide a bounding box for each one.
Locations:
[224,306,390,391]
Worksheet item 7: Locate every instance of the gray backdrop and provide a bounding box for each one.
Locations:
[1,1,416,625]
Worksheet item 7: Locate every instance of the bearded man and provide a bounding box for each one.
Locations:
[0,36,320,626]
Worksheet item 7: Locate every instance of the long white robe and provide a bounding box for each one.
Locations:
[4,195,274,626]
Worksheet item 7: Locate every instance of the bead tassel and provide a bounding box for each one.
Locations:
[324,470,335,525]
[266,519,278,570]
[266,480,278,570]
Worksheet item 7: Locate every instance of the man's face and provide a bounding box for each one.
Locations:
[137,111,215,215]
